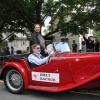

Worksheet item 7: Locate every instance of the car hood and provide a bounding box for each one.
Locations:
[53,52,100,58]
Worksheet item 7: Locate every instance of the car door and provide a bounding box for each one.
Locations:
[30,60,60,87]
[70,54,100,83]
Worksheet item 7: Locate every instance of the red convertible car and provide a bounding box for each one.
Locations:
[0,52,100,94]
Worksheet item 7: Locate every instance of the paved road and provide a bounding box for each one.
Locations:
[0,81,100,100]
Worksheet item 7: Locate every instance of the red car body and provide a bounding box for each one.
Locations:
[0,53,100,93]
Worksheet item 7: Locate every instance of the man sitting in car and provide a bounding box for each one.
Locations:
[28,44,52,66]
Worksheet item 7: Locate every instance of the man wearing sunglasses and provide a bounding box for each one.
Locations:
[28,44,52,66]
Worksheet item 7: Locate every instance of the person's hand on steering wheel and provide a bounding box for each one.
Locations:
[47,51,55,63]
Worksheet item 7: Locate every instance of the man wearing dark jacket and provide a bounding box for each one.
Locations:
[83,35,94,52]
[30,24,45,52]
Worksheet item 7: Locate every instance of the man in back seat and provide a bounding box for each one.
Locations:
[28,44,52,66]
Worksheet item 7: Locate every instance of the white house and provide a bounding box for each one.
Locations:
[7,34,29,53]
[49,28,93,52]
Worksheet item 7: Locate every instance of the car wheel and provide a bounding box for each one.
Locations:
[4,69,24,94]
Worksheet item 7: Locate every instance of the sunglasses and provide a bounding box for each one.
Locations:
[35,47,41,49]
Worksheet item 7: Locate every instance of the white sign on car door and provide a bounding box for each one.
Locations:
[32,72,59,83]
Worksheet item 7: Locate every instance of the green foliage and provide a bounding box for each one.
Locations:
[47,0,100,36]
[0,0,100,39]
[93,30,100,39]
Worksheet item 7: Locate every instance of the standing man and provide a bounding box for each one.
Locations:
[11,46,14,55]
[83,35,94,52]
[30,24,45,53]
[94,39,100,52]
[72,40,77,53]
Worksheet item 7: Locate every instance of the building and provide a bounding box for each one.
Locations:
[47,28,93,52]
[7,34,29,54]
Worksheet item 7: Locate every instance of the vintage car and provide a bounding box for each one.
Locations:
[0,52,100,94]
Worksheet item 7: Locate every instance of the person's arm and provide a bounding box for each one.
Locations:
[28,54,50,65]
[82,35,87,41]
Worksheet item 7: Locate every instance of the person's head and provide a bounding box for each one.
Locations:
[27,47,29,50]
[31,44,41,54]
[61,38,66,42]
[88,36,91,40]
[6,47,9,50]
[88,36,93,41]
[34,24,41,33]
[11,46,14,50]
[73,40,76,43]
[82,41,86,45]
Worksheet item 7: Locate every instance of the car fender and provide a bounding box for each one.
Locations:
[1,62,29,89]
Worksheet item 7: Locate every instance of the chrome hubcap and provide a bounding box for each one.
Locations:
[6,69,23,91]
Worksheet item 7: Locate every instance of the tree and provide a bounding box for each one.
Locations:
[93,30,100,39]
[0,0,100,40]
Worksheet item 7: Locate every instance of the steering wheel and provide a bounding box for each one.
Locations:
[47,55,52,63]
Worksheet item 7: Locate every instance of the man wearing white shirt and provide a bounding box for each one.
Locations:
[28,44,51,66]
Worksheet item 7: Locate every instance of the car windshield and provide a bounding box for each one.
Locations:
[54,42,71,53]
[46,42,71,54]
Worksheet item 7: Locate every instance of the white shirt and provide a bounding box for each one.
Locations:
[28,53,50,66]
[55,42,70,52]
